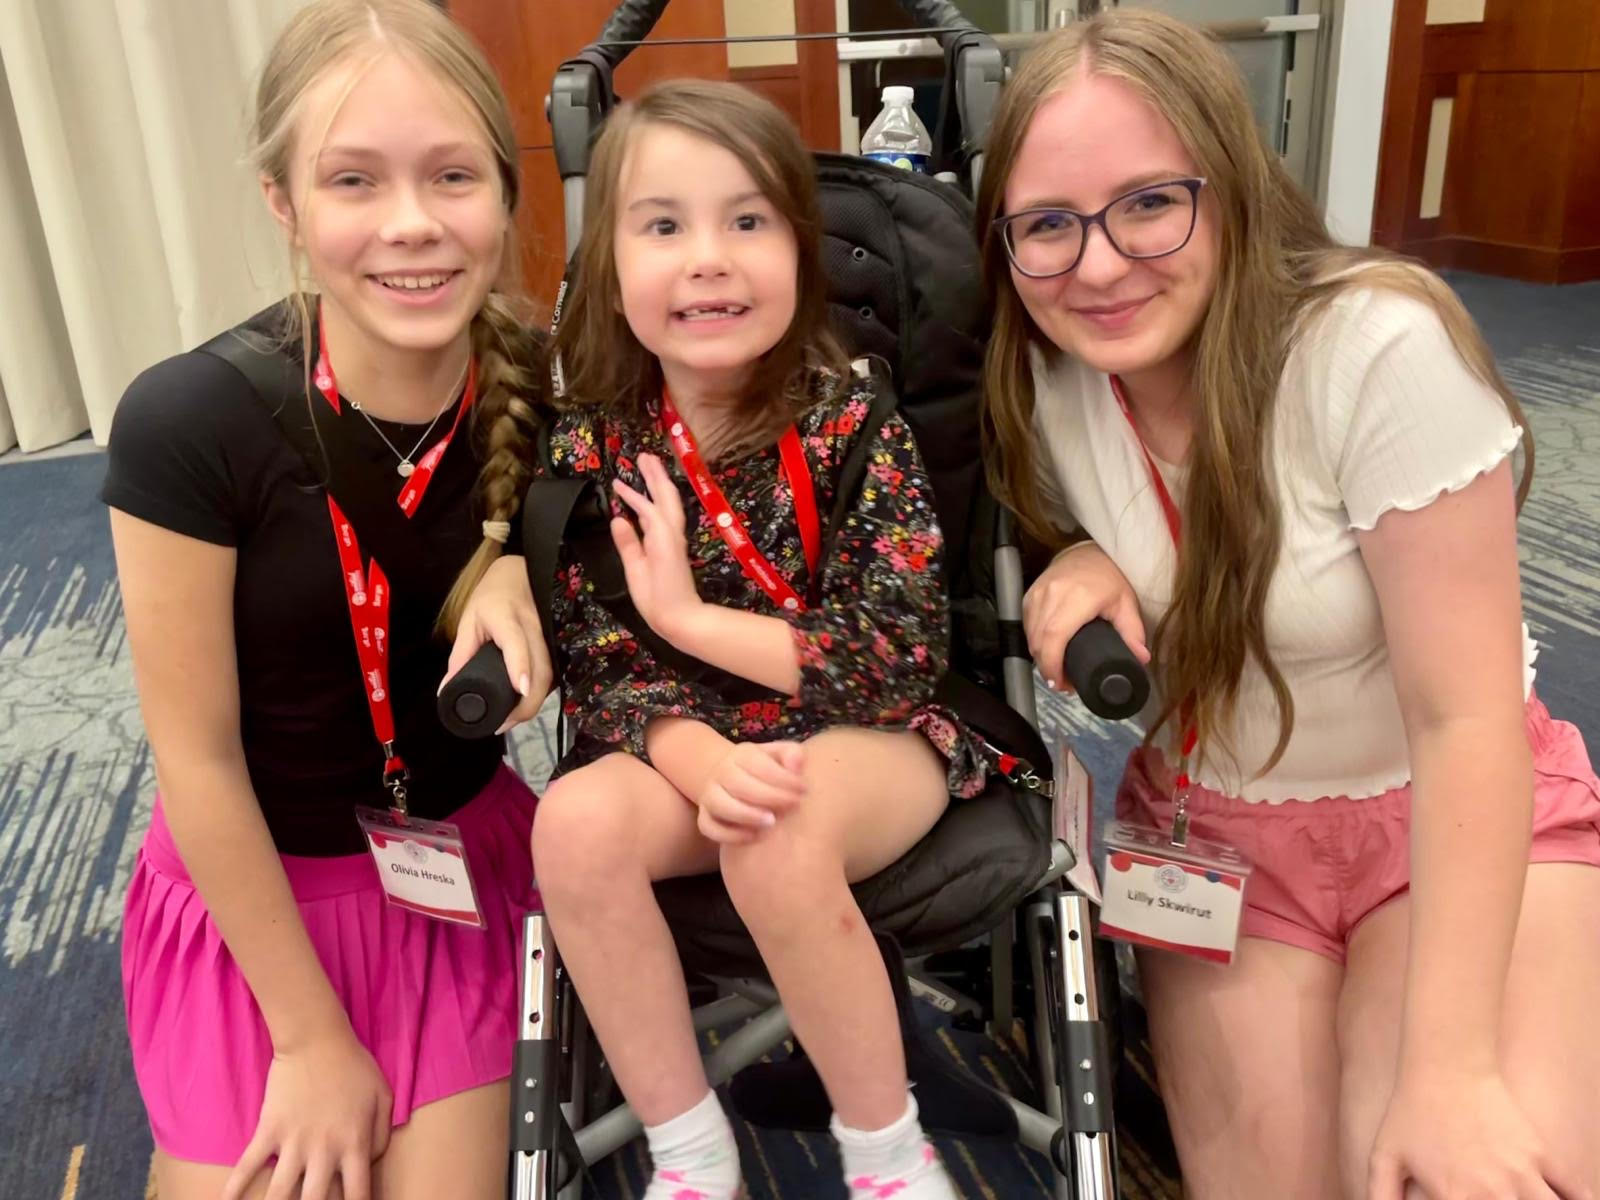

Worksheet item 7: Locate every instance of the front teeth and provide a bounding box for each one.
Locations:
[679,305,748,320]
[378,272,452,290]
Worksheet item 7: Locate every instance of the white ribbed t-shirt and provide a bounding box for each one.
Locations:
[1032,286,1533,803]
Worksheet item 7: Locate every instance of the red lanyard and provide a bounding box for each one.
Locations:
[1111,376,1200,826]
[658,389,820,613]
[313,316,477,516]
[313,308,477,811]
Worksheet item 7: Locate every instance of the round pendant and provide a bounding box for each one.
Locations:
[397,460,415,478]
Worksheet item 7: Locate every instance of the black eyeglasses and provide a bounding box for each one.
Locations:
[992,178,1207,279]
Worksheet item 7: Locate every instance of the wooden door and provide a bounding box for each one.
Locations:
[724,0,843,153]
[1373,0,1600,282]
[448,0,730,305]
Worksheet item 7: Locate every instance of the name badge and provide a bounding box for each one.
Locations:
[355,807,484,928]
[1097,820,1250,964]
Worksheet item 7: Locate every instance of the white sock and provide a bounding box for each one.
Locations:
[832,1094,959,1199]
[642,1090,743,1200]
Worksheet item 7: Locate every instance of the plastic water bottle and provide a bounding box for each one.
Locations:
[861,85,932,173]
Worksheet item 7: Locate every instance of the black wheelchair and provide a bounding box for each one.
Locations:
[440,4,1147,1196]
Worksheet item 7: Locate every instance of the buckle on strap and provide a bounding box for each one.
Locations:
[987,740,1055,799]
[382,745,411,817]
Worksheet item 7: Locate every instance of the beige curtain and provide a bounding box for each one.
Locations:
[0,0,309,454]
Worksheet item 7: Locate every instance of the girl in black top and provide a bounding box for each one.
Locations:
[104,4,542,1198]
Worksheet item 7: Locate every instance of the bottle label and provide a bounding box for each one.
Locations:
[863,150,929,173]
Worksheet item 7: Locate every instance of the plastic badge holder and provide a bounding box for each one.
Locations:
[1098,819,1252,965]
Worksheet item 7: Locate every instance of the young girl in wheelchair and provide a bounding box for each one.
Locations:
[449,81,988,1199]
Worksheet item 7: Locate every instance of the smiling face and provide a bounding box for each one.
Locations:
[610,122,800,401]
[1001,71,1221,380]
[264,50,509,362]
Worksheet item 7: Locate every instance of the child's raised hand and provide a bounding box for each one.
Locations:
[612,453,706,645]
[695,741,807,844]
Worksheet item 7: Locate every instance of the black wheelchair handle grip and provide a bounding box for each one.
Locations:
[1064,618,1151,722]
[593,0,672,70]
[437,642,520,740]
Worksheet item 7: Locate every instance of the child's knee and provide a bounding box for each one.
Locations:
[529,765,636,893]
[718,822,844,917]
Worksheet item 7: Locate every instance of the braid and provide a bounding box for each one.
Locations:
[438,292,546,635]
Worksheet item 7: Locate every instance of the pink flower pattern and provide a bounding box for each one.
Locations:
[540,377,986,797]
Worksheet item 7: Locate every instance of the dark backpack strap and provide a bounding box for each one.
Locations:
[934,670,1052,782]
[196,318,420,573]
[520,475,587,673]
[805,365,1044,774]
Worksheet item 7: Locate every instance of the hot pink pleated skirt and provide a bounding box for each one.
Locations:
[122,765,539,1164]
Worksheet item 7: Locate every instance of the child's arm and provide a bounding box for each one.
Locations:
[612,399,950,722]
[612,456,801,693]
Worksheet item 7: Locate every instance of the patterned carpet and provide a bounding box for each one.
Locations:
[2,272,1596,1199]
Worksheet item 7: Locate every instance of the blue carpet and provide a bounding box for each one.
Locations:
[3,272,1597,1198]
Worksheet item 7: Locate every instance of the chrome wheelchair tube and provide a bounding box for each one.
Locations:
[562,177,585,260]
[1055,892,1118,1200]
[994,511,1039,726]
[512,914,564,1200]
[573,1004,793,1165]
[1024,896,1071,1200]
[690,991,767,1033]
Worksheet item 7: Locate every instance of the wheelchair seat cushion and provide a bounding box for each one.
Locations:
[656,776,1051,977]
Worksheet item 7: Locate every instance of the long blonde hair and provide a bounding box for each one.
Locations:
[248,0,545,633]
[976,9,1531,772]
[551,80,847,459]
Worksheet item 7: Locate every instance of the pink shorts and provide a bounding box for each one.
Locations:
[1115,696,1600,964]
[122,765,539,1164]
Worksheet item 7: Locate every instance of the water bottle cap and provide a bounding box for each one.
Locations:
[881,85,915,105]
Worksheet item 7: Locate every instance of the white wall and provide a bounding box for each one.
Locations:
[1323,0,1398,245]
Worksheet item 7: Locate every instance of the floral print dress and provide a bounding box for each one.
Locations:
[539,374,989,798]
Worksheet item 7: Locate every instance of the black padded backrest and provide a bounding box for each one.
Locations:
[813,153,986,578]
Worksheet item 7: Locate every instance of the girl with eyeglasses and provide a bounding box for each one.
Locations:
[978,10,1600,1199]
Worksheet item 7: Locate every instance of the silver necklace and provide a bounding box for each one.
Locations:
[350,359,469,477]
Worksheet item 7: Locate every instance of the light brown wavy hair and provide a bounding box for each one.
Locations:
[975,8,1532,773]
[550,79,847,460]
[248,0,546,634]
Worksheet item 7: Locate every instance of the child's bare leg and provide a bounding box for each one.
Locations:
[532,754,741,1199]
[719,728,958,1196]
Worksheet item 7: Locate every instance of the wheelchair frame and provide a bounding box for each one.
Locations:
[510,4,1121,1197]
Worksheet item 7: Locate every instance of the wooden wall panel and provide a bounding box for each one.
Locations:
[1373,0,1427,247]
[794,0,842,151]
[452,2,845,301]
[1422,0,1597,75]
[1375,0,1600,281]
[729,69,806,134]
[1564,73,1600,258]
[449,0,729,149]
[449,0,729,304]
[1444,72,1581,250]
[515,147,565,311]
[719,0,842,152]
